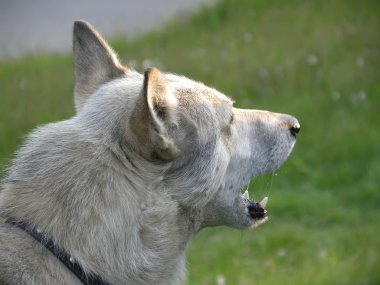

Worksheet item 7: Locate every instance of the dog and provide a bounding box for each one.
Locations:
[0,21,300,285]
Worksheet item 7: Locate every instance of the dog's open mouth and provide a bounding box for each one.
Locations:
[241,189,269,227]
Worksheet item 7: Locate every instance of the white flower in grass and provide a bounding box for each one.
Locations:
[258,68,268,79]
[350,90,367,104]
[307,54,319,65]
[318,248,327,259]
[357,90,367,101]
[18,79,27,90]
[216,275,226,285]
[356,56,364,67]
[277,248,286,257]
[243,32,253,43]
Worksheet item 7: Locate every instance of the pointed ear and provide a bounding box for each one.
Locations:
[73,21,128,112]
[144,67,177,129]
[129,68,179,162]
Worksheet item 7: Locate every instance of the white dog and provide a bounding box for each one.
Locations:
[0,21,300,285]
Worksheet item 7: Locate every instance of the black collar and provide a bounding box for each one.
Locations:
[6,219,111,285]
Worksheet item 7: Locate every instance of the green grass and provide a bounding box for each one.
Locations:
[1,0,380,284]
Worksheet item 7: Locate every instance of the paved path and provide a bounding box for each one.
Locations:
[0,0,212,60]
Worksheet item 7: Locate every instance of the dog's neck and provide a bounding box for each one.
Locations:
[0,137,196,284]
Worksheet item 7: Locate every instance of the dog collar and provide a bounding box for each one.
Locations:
[5,218,111,285]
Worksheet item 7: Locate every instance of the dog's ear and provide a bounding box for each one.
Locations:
[73,21,128,112]
[130,68,179,162]
[144,67,179,161]
[144,68,177,131]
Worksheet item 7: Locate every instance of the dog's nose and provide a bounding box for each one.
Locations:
[289,122,301,137]
[278,114,300,137]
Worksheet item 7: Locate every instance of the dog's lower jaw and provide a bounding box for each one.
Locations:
[200,195,268,230]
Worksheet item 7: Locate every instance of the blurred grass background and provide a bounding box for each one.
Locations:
[0,0,379,284]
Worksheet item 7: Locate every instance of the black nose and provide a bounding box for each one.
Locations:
[289,123,301,137]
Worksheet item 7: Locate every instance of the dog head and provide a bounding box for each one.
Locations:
[73,21,300,230]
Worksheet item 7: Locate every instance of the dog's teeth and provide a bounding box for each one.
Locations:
[259,197,268,208]
[243,190,249,199]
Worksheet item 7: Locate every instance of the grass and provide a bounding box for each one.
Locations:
[1,0,379,284]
